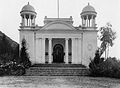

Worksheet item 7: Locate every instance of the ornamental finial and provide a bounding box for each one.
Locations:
[88,2,90,5]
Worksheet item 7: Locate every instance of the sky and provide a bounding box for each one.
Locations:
[0,0,120,58]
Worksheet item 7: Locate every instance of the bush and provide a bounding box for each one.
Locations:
[98,57,120,78]
[89,52,120,78]
[10,63,26,76]
[0,61,26,76]
[0,38,31,76]
[20,39,31,69]
[89,50,104,76]
[0,53,14,64]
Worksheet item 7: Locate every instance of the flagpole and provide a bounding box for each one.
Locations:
[57,0,59,18]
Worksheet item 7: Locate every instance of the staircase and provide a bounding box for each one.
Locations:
[25,64,89,76]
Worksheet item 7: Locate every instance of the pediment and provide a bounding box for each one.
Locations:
[41,21,76,30]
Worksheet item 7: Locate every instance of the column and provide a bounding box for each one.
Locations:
[27,19,28,26]
[91,15,94,27]
[48,38,52,63]
[84,17,86,27]
[75,38,77,62]
[94,17,96,27]
[24,15,26,26]
[42,38,45,63]
[31,18,33,26]
[76,38,78,63]
[29,14,31,26]
[34,16,35,25]
[78,38,82,64]
[89,16,90,27]
[82,17,83,26]
[87,15,88,27]
[21,16,23,26]
[81,33,83,64]
[65,38,69,64]
[72,38,75,64]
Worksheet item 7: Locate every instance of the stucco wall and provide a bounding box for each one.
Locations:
[20,31,36,64]
[20,29,97,66]
[82,31,97,66]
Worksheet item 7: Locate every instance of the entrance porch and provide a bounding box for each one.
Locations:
[35,36,82,64]
[45,38,72,64]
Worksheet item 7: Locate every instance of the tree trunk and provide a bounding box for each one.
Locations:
[105,45,107,59]
[107,45,109,58]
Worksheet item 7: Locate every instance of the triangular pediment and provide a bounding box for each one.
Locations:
[41,21,76,30]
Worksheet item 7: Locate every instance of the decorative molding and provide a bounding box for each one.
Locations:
[41,20,76,30]
[87,44,93,51]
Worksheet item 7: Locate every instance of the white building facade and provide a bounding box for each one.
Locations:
[19,3,97,66]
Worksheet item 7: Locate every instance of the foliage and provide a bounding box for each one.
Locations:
[0,33,25,76]
[0,34,13,55]
[89,52,120,78]
[0,61,25,76]
[93,50,102,65]
[97,57,120,78]
[89,50,104,76]
[13,45,19,62]
[0,53,14,64]
[20,38,31,68]
[99,23,116,58]
[0,34,20,63]
[0,53,25,76]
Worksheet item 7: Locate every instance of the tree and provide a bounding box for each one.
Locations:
[0,34,12,54]
[13,45,19,62]
[0,34,15,63]
[93,50,101,65]
[20,38,31,68]
[99,23,116,58]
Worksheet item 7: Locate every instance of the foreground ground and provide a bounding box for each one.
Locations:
[0,76,120,88]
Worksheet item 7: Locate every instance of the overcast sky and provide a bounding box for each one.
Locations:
[0,0,120,58]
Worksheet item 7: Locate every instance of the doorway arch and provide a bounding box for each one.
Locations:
[52,44,65,63]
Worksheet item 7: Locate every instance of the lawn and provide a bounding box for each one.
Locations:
[0,76,120,88]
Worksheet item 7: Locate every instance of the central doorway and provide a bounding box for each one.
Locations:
[52,44,64,63]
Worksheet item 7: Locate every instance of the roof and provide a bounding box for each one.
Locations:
[82,3,96,13]
[21,2,35,12]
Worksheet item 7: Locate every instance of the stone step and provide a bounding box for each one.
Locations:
[25,66,89,76]
[32,64,86,68]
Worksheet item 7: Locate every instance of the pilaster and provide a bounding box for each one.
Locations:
[36,38,42,63]
[42,38,45,63]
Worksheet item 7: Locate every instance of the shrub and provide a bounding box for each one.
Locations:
[89,50,104,76]
[98,57,120,78]
[20,39,31,68]
[0,61,26,76]
[93,50,101,65]
[9,63,26,76]
[89,54,120,78]
[0,53,14,64]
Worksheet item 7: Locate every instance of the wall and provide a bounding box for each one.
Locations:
[82,31,97,66]
[20,30,36,64]
[20,29,97,66]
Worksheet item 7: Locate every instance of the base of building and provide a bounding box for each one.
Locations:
[25,64,89,76]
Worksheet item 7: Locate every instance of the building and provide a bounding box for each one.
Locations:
[19,2,97,66]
